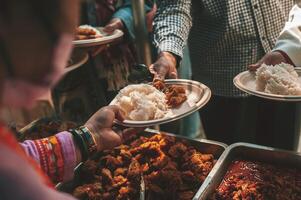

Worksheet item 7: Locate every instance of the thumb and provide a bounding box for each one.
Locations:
[248,63,261,71]
[169,71,178,79]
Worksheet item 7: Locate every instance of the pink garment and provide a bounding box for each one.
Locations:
[0,136,77,200]
[20,131,77,182]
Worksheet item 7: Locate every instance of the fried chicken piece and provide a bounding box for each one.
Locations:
[101,168,113,184]
[117,185,138,200]
[120,149,132,162]
[181,170,196,182]
[178,191,195,200]
[102,191,118,200]
[76,27,97,35]
[130,141,161,157]
[73,183,102,200]
[127,159,141,181]
[102,155,123,170]
[153,79,166,91]
[182,151,214,183]
[112,175,128,188]
[114,168,127,176]
[79,160,98,182]
[130,136,148,148]
[168,142,188,159]
[141,163,150,173]
[150,152,170,169]
[165,85,187,108]
[147,183,165,194]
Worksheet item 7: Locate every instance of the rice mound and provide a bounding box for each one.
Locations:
[114,84,171,121]
[255,63,301,95]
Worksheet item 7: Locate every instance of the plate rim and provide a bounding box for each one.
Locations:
[72,28,124,47]
[233,69,301,102]
[64,52,89,74]
[111,79,211,127]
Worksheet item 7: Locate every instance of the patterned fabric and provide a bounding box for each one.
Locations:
[0,124,53,187]
[21,131,77,183]
[86,0,136,91]
[188,0,294,96]
[153,0,192,58]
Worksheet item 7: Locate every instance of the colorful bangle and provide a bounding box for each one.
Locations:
[78,126,98,155]
[69,129,89,161]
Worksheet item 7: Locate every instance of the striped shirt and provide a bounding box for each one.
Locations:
[154,0,295,96]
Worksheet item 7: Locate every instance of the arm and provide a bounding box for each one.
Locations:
[20,106,129,183]
[150,0,192,80]
[153,0,192,59]
[113,0,152,40]
[105,0,153,40]
[273,4,301,67]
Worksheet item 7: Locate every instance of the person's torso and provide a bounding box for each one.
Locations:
[189,0,294,96]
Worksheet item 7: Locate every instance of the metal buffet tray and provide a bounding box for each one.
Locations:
[197,142,301,200]
[56,128,227,200]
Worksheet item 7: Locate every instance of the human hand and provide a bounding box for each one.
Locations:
[248,51,287,71]
[149,51,178,81]
[103,18,124,34]
[84,105,139,151]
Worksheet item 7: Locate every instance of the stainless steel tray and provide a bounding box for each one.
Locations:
[197,142,301,200]
[56,128,227,200]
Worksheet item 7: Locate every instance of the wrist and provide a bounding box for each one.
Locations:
[83,124,103,152]
[159,51,177,67]
[69,126,98,162]
[273,50,295,67]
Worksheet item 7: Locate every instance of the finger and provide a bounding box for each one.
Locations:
[248,63,261,71]
[103,24,115,34]
[105,105,125,122]
[169,71,178,79]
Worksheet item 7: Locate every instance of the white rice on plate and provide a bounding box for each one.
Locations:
[255,63,301,95]
[113,84,171,121]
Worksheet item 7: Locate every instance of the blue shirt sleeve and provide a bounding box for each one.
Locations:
[113,1,152,40]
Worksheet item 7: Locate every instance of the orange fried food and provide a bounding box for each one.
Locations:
[153,79,187,108]
[75,27,102,40]
[153,79,166,91]
[73,183,102,200]
[72,133,216,200]
[165,85,187,108]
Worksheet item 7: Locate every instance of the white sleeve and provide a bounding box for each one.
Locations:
[273,4,301,67]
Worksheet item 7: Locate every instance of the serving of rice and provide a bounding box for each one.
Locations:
[255,63,301,95]
[113,84,171,121]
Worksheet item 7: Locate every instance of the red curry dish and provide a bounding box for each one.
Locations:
[211,160,301,200]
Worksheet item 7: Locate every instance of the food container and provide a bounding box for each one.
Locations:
[56,128,227,200]
[197,142,301,200]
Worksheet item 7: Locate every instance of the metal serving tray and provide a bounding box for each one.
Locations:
[56,128,227,200]
[197,142,301,200]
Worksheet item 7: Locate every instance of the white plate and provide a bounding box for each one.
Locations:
[73,27,123,48]
[233,68,301,101]
[110,79,211,127]
[64,52,89,74]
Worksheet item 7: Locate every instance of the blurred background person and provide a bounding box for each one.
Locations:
[52,0,155,124]
[0,1,137,199]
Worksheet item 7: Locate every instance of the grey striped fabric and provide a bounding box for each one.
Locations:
[154,0,295,96]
